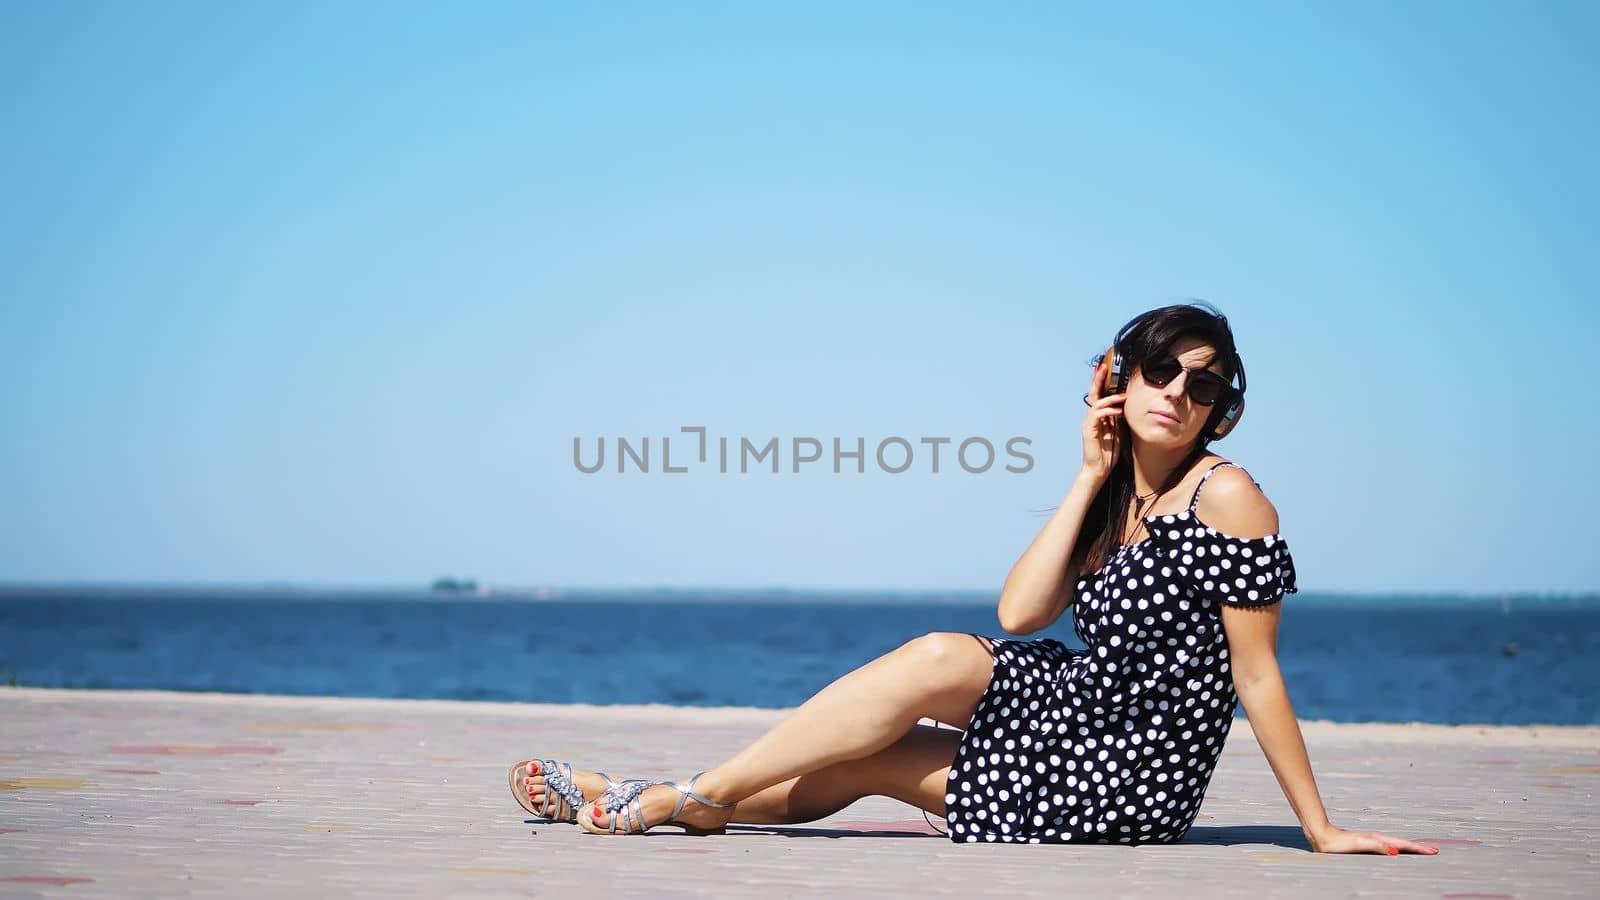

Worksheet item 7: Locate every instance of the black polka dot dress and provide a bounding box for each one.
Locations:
[944,461,1299,844]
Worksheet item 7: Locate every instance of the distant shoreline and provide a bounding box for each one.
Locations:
[2,583,1597,606]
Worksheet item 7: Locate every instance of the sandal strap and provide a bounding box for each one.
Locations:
[595,777,651,833]
[539,758,587,815]
[594,772,734,834]
[676,770,736,809]
[597,778,655,811]
[626,794,647,834]
[596,778,667,834]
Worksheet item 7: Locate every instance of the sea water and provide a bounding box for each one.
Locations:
[1,588,1594,725]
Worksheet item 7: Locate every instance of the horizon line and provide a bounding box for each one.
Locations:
[1,579,1596,603]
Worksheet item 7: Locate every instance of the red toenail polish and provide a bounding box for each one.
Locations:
[530,762,539,774]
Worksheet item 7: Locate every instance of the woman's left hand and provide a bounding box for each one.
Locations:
[1310,825,1440,855]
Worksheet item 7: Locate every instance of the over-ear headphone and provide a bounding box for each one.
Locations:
[1102,341,1247,442]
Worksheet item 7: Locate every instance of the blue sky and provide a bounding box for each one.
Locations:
[2,1,1595,595]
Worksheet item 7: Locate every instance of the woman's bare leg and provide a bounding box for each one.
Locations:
[585,631,997,831]
[725,721,966,824]
[526,720,969,825]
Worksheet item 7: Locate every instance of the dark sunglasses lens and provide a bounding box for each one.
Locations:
[1188,378,1223,406]
[1142,356,1181,386]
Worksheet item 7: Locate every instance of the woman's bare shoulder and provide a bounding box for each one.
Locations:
[1193,458,1281,539]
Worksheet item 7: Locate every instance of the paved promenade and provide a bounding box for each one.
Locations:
[1,687,1594,898]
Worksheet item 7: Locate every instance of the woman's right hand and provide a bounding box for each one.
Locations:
[1081,358,1126,484]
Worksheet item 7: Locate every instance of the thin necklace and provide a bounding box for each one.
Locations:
[1127,485,1165,544]
[1133,484,1162,515]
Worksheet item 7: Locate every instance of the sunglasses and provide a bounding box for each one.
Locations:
[1137,354,1239,407]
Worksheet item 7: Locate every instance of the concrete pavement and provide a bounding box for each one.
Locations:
[1,687,1595,898]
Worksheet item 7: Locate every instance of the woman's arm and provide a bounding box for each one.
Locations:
[1229,618,1436,855]
[1206,469,1439,856]
[1225,615,1332,844]
[997,469,1102,634]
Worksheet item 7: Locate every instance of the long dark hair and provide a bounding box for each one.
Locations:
[1068,301,1245,578]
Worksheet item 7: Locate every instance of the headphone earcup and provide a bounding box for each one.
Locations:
[1207,396,1246,440]
[1111,349,1128,394]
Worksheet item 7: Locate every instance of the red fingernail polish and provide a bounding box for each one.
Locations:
[1386,847,1398,856]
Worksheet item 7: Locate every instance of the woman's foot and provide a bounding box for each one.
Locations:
[519,761,616,820]
[582,773,738,835]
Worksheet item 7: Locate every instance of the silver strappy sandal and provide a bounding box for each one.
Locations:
[577,770,736,836]
[507,758,623,823]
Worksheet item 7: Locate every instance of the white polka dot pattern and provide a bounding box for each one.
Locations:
[943,462,1299,844]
